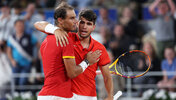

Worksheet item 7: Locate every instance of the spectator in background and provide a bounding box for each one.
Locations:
[67,0,93,9]
[10,3,23,22]
[94,0,114,7]
[96,6,116,33]
[0,41,11,100]
[0,3,11,44]
[149,0,176,60]
[109,24,135,57]
[23,3,46,42]
[7,19,40,92]
[35,0,47,8]
[23,2,37,34]
[23,3,44,66]
[46,0,56,8]
[142,42,161,75]
[98,26,111,48]
[5,3,24,41]
[157,47,176,91]
[133,42,161,96]
[119,7,141,44]
[9,0,29,8]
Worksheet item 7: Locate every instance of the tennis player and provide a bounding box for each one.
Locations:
[34,8,113,100]
[37,2,101,100]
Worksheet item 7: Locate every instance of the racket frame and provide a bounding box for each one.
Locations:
[109,50,151,78]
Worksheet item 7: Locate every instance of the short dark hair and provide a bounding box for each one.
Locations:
[100,5,108,11]
[14,19,24,25]
[165,46,175,51]
[54,2,74,25]
[79,9,97,24]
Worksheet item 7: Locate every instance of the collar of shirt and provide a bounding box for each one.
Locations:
[75,33,94,51]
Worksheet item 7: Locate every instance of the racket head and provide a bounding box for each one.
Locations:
[109,50,151,78]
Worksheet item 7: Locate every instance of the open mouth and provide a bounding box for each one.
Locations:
[81,31,88,35]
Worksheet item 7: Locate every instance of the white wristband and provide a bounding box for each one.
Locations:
[45,24,59,34]
[79,60,89,72]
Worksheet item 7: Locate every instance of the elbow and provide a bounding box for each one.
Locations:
[67,73,77,79]
[148,8,153,14]
[149,6,155,13]
[104,75,112,82]
[34,22,40,30]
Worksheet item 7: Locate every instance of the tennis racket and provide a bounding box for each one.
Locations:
[96,50,151,78]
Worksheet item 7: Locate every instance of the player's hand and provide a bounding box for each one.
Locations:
[11,59,17,67]
[86,50,102,65]
[54,29,68,47]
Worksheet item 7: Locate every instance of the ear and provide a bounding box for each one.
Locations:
[93,24,96,30]
[57,18,63,24]
[76,21,79,27]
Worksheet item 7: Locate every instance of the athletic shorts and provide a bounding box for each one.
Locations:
[38,94,97,100]
[37,95,74,100]
[73,93,97,100]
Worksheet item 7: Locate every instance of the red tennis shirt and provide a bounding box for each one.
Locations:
[38,35,75,98]
[69,33,111,96]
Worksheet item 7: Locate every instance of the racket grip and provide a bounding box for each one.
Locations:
[113,91,122,100]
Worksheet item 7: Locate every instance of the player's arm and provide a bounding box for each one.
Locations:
[100,64,113,100]
[167,0,176,15]
[64,50,101,79]
[7,47,16,67]
[34,21,68,47]
[149,0,161,17]
[34,21,63,35]
[34,21,49,34]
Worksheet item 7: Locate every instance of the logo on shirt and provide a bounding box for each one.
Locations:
[21,38,29,46]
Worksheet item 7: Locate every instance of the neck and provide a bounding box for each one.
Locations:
[58,24,69,33]
[78,33,91,49]
[168,59,173,64]
[16,32,23,38]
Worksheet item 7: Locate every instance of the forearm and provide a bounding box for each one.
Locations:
[8,54,14,63]
[34,21,55,35]
[167,0,176,14]
[69,65,83,78]
[149,0,160,15]
[69,60,90,78]
[104,75,113,98]
[149,0,160,11]
[7,47,14,62]
[23,13,32,21]
[64,59,89,79]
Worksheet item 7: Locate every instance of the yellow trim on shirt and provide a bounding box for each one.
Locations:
[63,56,75,59]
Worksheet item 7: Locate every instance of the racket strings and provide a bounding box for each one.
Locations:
[115,52,150,77]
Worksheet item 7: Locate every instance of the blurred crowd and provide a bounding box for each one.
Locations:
[0,0,176,99]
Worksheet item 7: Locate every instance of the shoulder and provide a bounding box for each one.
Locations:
[174,58,176,63]
[68,32,77,39]
[68,32,76,36]
[44,35,56,44]
[93,39,106,50]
